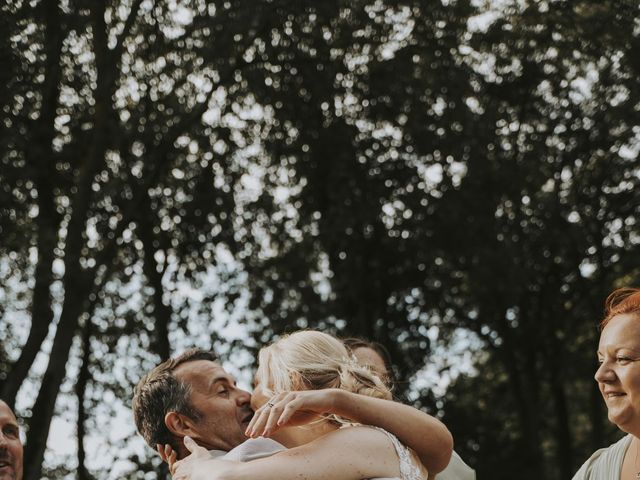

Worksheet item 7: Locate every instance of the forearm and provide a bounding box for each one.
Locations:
[331,389,454,473]
[202,427,399,480]
[217,449,363,480]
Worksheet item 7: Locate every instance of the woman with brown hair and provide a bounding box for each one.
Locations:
[343,337,474,480]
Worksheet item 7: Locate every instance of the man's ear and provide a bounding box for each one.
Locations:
[165,411,193,437]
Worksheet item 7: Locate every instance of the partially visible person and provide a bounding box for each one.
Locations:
[573,287,640,480]
[134,345,452,480]
[0,400,23,480]
[248,330,451,474]
[164,331,454,479]
[345,336,475,480]
[343,337,395,389]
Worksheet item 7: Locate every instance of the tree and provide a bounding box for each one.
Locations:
[2,0,272,477]
[1,0,638,478]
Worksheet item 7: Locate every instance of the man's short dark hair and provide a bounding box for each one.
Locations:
[132,348,217,449]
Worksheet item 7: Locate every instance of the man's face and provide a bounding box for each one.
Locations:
[0,401,23,480]
[173,360,253,452]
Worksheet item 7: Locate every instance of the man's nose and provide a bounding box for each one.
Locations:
[235,388,252,405]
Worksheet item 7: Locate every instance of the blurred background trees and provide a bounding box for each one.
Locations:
[0,0,638,479]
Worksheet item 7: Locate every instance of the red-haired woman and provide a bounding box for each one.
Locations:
[574,288,640,479]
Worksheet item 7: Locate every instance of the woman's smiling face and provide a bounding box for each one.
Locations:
[595,313,640,435]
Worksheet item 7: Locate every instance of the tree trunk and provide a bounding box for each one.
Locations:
[76,317,93,480]
[22,3,253,475]
[499,333,545,478]
[22,175,102,478]
[23,3,111,477]
[23,292,87,480]
[0,0,63,408]
[138,191,171,360]
[549,358,573,479]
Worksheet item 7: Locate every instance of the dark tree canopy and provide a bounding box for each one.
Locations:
[1,0,638,479]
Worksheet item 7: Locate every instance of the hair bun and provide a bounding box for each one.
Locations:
[338,362,392,400]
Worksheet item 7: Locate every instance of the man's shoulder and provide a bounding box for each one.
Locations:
[222,438,287,462]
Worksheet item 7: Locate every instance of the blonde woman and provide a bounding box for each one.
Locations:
[168,330,453,480]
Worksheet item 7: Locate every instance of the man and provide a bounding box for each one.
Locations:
[133,348,453,477]
[133,349,264,459]
[0,400,23,480]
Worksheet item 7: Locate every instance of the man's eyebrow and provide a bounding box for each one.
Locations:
[207,374,234,392]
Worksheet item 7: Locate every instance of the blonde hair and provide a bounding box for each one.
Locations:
[256,330,392,403]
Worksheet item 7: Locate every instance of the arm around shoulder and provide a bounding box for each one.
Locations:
[331,389,454,474]
[213,426,403,480]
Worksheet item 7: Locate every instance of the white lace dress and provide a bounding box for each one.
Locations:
[365,426,428,480]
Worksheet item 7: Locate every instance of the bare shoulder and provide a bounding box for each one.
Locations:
[247,425,402,480]
[320,425,398,451]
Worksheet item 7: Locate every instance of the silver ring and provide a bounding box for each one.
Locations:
[266,401,275,408]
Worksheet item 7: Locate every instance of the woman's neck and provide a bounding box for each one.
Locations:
[270,418,339,448]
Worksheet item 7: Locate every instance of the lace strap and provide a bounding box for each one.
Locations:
[366,426,426,480]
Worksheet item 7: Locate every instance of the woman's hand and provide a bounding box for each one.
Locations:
[157,438,219,472]
[170,436,237,480]
[246,389,342,438]
[157,443,178,469]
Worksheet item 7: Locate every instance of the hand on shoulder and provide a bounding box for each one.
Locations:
[246,389,342,437]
